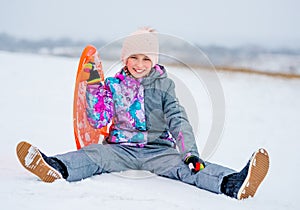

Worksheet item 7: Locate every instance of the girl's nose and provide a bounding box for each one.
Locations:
[136,59,143,68]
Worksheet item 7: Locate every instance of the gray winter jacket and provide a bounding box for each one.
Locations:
[86,64,199,160]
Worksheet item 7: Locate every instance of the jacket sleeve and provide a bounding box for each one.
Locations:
[86,83,114,129]
[163,79,199,160]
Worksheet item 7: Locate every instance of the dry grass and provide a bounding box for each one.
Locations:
[215,66,300,79]
[165,62,300,79]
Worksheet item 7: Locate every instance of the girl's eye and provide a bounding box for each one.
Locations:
[144,57,151,61]
[129,56,137,59]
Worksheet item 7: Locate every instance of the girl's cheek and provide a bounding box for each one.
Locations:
[126,59,134,68]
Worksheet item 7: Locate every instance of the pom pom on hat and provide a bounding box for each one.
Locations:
[121,27,159,67]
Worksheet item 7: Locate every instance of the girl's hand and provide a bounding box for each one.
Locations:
[184,155,205,173]
[81,62,103,85]
[84,62,101,85]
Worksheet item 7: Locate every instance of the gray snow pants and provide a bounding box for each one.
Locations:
[55,144,235,194]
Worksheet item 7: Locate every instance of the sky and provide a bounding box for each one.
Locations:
[0,0,299,48]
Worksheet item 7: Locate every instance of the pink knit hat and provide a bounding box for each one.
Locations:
[121,27,159,67]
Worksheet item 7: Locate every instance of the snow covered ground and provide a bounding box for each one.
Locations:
[0,51,299,209]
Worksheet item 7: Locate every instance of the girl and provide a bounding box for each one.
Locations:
[16,28,269,200]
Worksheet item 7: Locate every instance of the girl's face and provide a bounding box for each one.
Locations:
[126,54,152,79]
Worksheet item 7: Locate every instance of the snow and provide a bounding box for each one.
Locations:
[1,51,299,209]
[24,146,38,167]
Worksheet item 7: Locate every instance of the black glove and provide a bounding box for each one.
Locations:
[184,155,205,173]
[84,62,101,85]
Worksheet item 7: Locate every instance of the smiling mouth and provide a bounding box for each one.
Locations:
[134,69,145,73]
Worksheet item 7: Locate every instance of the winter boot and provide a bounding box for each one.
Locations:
[221,148,269,200]
[16,141,68,183]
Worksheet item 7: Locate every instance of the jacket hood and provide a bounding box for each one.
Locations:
[142,64,167,86]
[114,64,167,86]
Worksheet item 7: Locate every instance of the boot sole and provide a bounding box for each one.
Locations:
[237,148,270,199]
[16,141,62,183]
